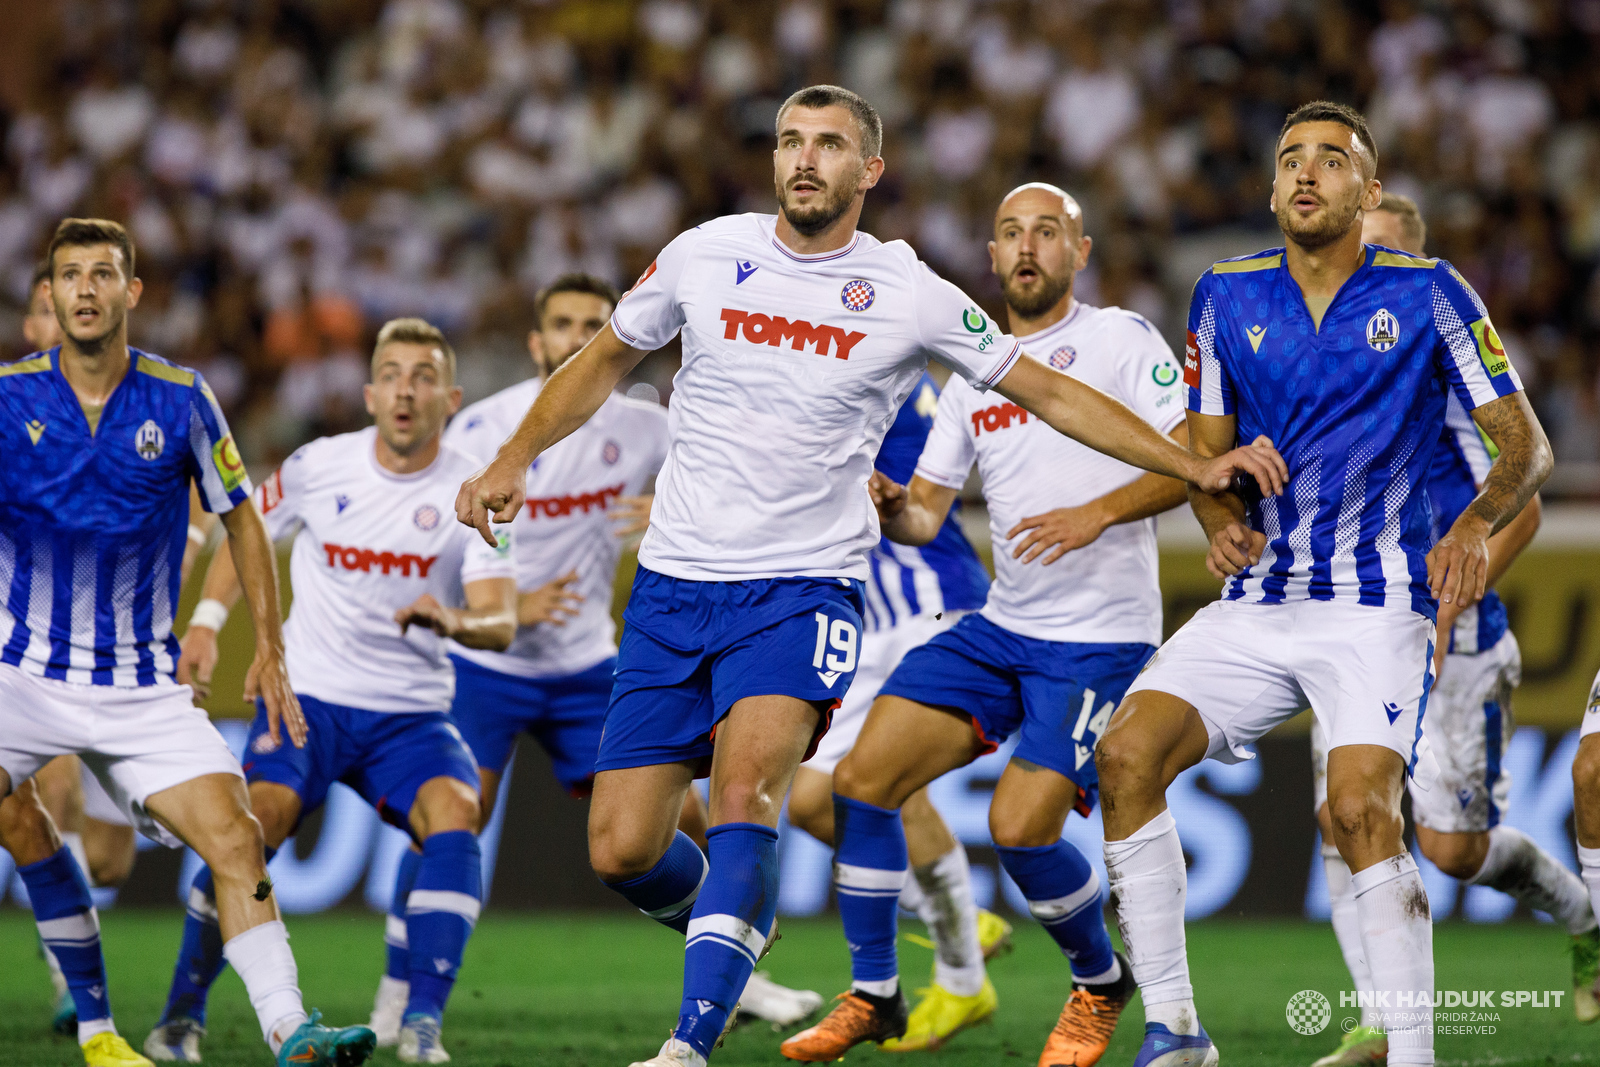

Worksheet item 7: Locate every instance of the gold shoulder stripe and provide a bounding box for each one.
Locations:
[0,354,51,378]
[1373,251,1437,269]
[136,355,195,387]
[1212,255,1282,274]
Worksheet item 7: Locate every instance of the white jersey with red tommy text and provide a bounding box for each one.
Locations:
[443,378,669,677]
[611,212,1025,581]
[258,427,514,712]
[915,301,1185,645]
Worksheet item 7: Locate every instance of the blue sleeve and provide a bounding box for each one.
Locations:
[1184,272,1233,416]
[188,374,252,513]
[1428,260,1523,410]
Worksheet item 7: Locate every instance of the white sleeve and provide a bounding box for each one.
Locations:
[609,227,700,351]
[460,523,517,585]
[912,378,978,489]
[256,443,312,541]
[1118,316,1187,435]
[912,263,1023,391]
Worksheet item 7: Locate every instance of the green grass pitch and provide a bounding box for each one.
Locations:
[0,911,1590,1066]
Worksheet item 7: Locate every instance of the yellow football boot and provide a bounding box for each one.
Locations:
[82,1032,156,1067]
[977,909,1014,960]
[880,976,998,1052]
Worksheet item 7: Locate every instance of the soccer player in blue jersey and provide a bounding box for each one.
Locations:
[1310,195,1595,1067]
[456,85,1285,1067]
[1094,103,1553,1067]
[784,371,1000,1050]
[0,218,375,1067]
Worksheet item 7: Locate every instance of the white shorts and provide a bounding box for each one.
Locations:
[802,611,962,775]
[79,762,132,828]
[1128,599,1436,776]
[1312,632,1519,833]
[0,664,242,847]
[1581,668,1600,739]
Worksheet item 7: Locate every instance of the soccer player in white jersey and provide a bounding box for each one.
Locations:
[1094,102,1552,1067]
[145,318,515,1065]
[1310,195,1594,1067]
[455,85,1286,1067]
[784,184,1188,1065]
[0,218,376,1067]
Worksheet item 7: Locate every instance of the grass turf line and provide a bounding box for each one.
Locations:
[0,912,1588,1066]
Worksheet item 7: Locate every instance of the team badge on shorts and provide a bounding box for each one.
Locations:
[135,420,165,460]
[1366,308,1400,351]
[840,280,875,312]
[413,504,440,530]
[1049,346,1076,370]
[602,439,621,465]
[251,732,281,754]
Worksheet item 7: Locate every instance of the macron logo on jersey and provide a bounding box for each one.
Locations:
[970,401,1031,436]
[323,543,438,577]
[526,483,625,520]
[719,308,867,360]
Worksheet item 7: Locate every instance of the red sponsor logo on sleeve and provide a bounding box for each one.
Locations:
[621,260,657,301]
[259,469,284,513]
[1183,331,1201,389]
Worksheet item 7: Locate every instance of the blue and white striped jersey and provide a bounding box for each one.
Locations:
[1426,392,1508,653]
[1184,246,1523,619]
[860,373,988,633]
[0,347,251,686]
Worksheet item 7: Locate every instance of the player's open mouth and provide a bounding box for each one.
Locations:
[790,180,822,194]
[1014,266,1039,283]
[73,306,100,323]
[1293,194,1322,210]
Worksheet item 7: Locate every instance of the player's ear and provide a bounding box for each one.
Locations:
[125,276,143,309]
[1076,234,1093,272]
[447,384,463,415]
[527,329,545,374]
[1363,178,1383,213]
[860,154,884,191]
[362,382,376,418]
[987,239,998,277]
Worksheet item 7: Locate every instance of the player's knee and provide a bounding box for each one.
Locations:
[1095,725,1154,794]
[832,752,892,808]
[417,781,482,838]
[1421,833,1486,880]
[1327,792,1394,845]
[203,808,268,878]
[1574,740,1600,804]
[0,787,60,866]
[989,811,1056,850]
[589,830,665,884]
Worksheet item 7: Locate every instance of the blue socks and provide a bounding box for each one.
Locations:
[159,845,276,1026]
[996,841,1117,982]
[673,823,778,1057]
[386,848,423,982]
[19,847,113,1042]
[831,795,907,994]
[604,830,709,934]
[404,830,482,1021]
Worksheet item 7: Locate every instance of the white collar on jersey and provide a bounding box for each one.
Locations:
[766,216,864,264]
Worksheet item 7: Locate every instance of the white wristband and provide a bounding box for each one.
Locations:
[187,523,207,547]
[189,598,230,633]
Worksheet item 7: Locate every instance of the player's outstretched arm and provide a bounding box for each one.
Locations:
[1185,410,1270,581]
[219,501,307,748]
[1428,392,1553,609]
[1007,423,1192,565]
[993,354,1287,497]
[395,577,518,651]
[870,471,959,548]
[456,324,648,544]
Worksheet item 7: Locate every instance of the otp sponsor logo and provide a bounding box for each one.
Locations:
[719,309,867,360]
[970,402,1031,436]
[526,483,625,519]
[322,543,438,577]
[1183,330,1200,389]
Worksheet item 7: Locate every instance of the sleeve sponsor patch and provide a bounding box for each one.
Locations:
[259,468,284,513]
[1183,330,1201,388]
[213,433,247,492]
[1469,318,1509,378]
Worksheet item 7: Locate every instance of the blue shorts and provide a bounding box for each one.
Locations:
[243,694,480,841]
[449,653,612,796]
[596,567,866,775]
[879,614,1156,815]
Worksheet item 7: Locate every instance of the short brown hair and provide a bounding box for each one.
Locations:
[373,317,456,382]
[1278,101,1378,179]
[48,218,136,279]
[777,84,884,160]
[535,273,619,330]
[1371,193,1426,251]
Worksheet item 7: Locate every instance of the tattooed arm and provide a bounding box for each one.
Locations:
[1427,392,1552,610]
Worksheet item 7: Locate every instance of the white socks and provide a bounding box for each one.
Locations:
[1322,843,1383,1030]
[907,846,986,996]
[1104,809,1198,1035]
[1352,854,1433,1065]
[1470,826,1596,934]
[1578,845,1600,931]
[223,920,308,1053]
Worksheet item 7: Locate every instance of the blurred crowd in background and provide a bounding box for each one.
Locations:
[0,0,1597,488]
